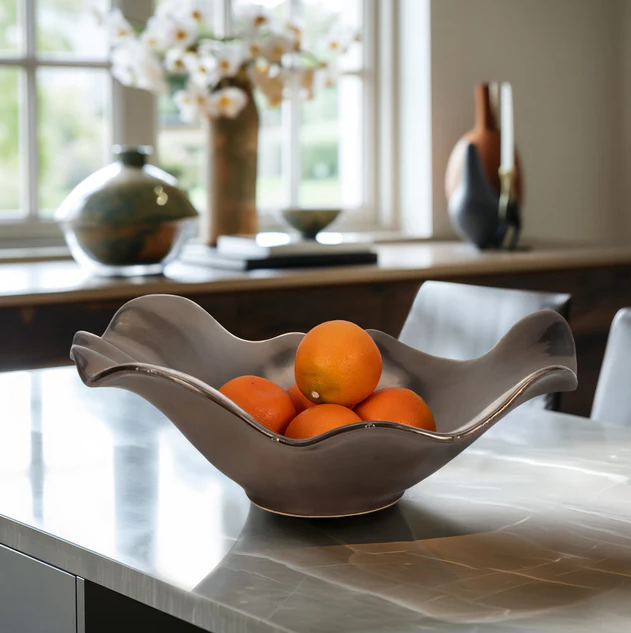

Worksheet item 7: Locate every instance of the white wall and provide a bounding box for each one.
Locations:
[429,0,623,244]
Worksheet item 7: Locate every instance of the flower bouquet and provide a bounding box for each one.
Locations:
[97,1,359,244]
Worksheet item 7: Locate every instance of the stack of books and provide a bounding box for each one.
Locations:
[181,233,378,271]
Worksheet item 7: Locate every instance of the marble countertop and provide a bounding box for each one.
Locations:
[1,367,631,632]
[2,241,631,307]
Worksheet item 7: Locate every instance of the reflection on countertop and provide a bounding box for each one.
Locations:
[1,367,631,632]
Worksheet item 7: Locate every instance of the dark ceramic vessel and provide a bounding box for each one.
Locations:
[56,146,198,277]
[70,294,577,517]
[448,143,502,249]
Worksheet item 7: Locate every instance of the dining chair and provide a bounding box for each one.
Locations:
[591,308,631,426]
[398,281,572,410]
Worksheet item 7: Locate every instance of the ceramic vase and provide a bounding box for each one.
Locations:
[55,146,198,277]
[445,83,523,205]
[205,79,259,246]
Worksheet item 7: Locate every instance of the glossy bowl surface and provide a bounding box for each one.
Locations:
[281,209,341,238]
[71,294,577,517]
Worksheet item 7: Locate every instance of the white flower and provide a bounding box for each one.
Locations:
[106,8,135,45]
[325,26,358,55]
[162,17,198,50]
[174,85,212,123]
[215,43,244,78]
[315,64,339,89]
[183,51,218,87]
[263,31,293,63]
[155,0,180,19]
[176,0,210,27]
[140,16,168,51]
[208,87,248,119]
[236,4,273,34]
[111,40,166,93]
[135,52,167,93]
[245,34,265,60]
[165,48,187,73]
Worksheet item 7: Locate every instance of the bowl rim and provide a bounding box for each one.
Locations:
[74,357,575,448]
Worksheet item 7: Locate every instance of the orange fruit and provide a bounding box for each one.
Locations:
[294,320,382,407]
[219,375,296,434]
[285,404,362,439]
[355,387,436,431]
[286,384,316,414]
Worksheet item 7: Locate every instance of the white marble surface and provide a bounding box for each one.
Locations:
[1,367,631,632]
[2,241,631,307]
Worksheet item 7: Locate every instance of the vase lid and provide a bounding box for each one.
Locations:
[113,145,153,167]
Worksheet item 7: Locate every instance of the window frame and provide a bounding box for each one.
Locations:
[0,0,393,246]
[0,0,154,246]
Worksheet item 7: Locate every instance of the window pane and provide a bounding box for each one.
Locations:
[299,75,363,209]
[37,0,108,58]
[157,95,206,212]
[0,67,22,219]
[0,0,20,53]
[38,68,109,216]
[256,93,286,210]
[299,85,339,208]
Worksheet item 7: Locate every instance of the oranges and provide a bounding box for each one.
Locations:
[286,384,316,414]
[355,387,436,431]
[219,375,296,434]
[285,404,362,439]
[294,320,382,407]
[218,320,436,440]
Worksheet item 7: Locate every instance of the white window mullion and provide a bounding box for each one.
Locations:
[288,0,301,208]
[24,0,39,220]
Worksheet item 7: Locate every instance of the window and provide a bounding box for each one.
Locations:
[0,0,118,242]
[0,0,380,244]
[157,0,377,231]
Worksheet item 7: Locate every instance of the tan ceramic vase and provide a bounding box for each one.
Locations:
[445,83,523,206]
[204,79,259,246]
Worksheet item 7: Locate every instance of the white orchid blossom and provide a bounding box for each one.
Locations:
[214,43,244,78]
[236,4,273,34]
[165,48,187,74]
[183,51,218,87]
[177,0,210,26]
[102,2,356,118]
[155,0,180,19]
[325,26,358,55]
[140,16,169,51]
[111,40,166,93]
[174,85,213,123]
[106,8,134,45]
[207,87,248,119]
[162,17,198,50]
[315,64,339,90]
[263,31,294,64]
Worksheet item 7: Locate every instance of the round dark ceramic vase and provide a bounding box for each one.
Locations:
[56,146,198,277]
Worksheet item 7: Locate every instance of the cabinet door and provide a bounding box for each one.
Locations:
[0,543,77,633]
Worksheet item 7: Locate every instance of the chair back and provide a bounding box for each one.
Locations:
[591,308,631,425]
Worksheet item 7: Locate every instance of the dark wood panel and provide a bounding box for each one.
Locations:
[1,264,629,417]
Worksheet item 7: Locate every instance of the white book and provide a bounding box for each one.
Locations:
[216,232,374,260]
